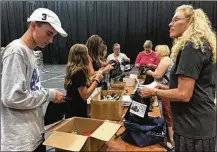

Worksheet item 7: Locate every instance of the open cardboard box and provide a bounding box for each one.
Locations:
[110,82,125,90]
[91,90,124,121]
[43,117,121,151]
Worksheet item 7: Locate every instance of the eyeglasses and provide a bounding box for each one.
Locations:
[170,17,186,24]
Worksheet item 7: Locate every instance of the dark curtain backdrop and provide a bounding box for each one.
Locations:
[1,1,216,64]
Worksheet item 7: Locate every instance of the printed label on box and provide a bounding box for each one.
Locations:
[130,100,147,118]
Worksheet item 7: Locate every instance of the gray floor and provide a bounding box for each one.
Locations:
[40,64,138,93]
[40,64,66,93]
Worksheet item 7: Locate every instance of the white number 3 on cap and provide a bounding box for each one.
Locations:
[42,13,47,20]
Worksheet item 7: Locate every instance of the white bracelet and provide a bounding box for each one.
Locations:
[94,78,100,84]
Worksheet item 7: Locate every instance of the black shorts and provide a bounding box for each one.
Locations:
[174,132,216,152]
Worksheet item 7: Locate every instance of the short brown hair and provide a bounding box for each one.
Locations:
[28,21,49,28]
[113,43,120,49]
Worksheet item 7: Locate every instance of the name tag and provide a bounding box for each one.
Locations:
[130,100,147,118]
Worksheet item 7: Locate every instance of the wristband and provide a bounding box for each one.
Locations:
[94,78,100,84]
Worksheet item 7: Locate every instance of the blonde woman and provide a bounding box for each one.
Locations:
[139,5,216,151]
[147,45,174,147]
[64,44,103,118]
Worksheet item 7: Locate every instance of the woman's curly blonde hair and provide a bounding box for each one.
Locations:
[170,5,216,63]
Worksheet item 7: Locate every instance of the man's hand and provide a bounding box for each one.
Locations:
[53,89,64,103]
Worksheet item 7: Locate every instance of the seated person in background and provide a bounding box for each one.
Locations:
[107,43,130,71]
[64,44,103,118]
[135,40,159,75]
[147,45,174,147]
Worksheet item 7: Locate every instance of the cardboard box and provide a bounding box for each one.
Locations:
[110,82,125,89]
[91,90,124,121]
[123,77,136,86]
[110,82,126,91]
[43,117,121,151]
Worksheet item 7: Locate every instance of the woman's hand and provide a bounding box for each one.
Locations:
[89,74,96,82]
[138,88,154,97]
[95,71,103,81]
[135,63,140,68]
[108,59,118,65]
[147,70,153,76]
[147,64,157,70]
[147,64,152,67]
[156,82,169,90]
[100,60,108,67]
[101,64,114,73]
[98,67,104,72]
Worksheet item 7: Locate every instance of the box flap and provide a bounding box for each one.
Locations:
[45,119,71,132]
[90,121,121,141]
[45,117,75,132]
[75,117,104,134]
[43,131,88,151]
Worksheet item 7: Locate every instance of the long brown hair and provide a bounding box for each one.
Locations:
[64,44,90,89]
[99,43,107,62]
[86,35,103,61]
